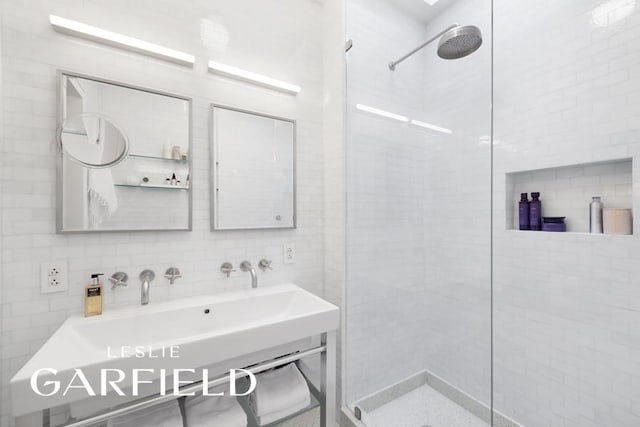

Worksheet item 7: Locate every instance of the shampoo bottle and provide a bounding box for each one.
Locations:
[519,193,530,230]
[529,192,542,231]
[85,274,104,317]
[590,196,603,234]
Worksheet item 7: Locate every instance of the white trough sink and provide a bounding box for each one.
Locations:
[11,284,339,417]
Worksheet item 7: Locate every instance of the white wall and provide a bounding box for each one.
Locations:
[0,1,332,425]
[493,0,640,425]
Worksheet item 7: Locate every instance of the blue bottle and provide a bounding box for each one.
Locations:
[529,192,542,231]
[519,193,530,230]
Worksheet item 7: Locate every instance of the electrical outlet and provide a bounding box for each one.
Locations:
[41,261,68,294]
[283,243,296,264]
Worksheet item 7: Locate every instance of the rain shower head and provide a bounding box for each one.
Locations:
[388,23,483,70]
[437,25,483,60]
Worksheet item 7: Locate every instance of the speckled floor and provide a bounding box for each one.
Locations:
[362,385,489,427]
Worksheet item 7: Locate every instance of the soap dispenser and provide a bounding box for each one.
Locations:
[85,273,104,317]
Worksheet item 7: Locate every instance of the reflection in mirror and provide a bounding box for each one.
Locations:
[59,113,129,168]
[211,106,295,230]
[58,73,192,232]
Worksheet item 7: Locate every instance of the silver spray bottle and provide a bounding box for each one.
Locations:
[590,196,603,233]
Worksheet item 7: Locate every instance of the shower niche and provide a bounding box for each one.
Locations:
[505,158,633,234]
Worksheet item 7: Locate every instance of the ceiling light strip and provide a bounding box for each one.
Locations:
[208,60,301,95]
[49,15,195,67]
[355,104,409,122]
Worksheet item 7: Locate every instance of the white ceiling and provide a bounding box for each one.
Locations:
[386,0,457,23]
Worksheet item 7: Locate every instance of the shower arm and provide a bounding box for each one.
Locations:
[389,23,459,70]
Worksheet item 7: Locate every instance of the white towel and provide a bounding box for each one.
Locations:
[185,386,247,427]
[84,113,118,227]
[249,363,310,417]
[106,401,182,427]
[258,397,310,425]
[88,168,118,226]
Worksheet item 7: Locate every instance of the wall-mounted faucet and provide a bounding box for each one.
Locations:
[240,261,258,288]
[164,267,181,284]
[139,270,155,305]
[109,272,128,290]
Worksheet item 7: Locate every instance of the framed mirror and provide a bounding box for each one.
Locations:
[210,105,296,230]
[57,71,192,232]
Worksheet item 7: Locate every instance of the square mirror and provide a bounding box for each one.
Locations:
[210,105,296,230]
[57,72,192,232]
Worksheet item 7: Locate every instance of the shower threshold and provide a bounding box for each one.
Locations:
[344,370,521,427]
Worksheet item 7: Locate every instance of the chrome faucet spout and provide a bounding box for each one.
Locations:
[240,261,258,288]
[139,269,155,305]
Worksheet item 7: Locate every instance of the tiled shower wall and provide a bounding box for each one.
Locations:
[344,0,433,403]
[0,1,333,425]
[344,0,493,407]
[493,0,640,425]
[416,0,493,406]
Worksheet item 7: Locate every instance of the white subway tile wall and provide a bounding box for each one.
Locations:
[494,0,640,425]
[0,1,334,425]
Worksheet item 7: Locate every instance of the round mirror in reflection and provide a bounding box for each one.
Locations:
[58,113,129,168]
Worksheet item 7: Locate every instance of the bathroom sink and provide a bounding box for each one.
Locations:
[10,284,339,416]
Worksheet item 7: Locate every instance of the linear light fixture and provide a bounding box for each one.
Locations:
[49,15,195,67]
[424,0,440,5]
[410,119,452,134]
[207,60,301,95]
[355,104,409,122]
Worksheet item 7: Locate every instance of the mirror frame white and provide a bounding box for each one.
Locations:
[56,70,193,233]
[210,104,297,231]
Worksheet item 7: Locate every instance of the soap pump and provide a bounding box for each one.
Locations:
[85,273,104,317]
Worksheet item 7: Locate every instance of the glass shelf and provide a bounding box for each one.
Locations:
[115,183,189,190]
[127,154,187,162]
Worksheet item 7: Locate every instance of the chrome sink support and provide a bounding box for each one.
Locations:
[240,261,258,288]
[139,270,155,305]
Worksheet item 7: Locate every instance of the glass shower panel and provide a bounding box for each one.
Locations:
[493,1,640,426]
[344,0,493,425]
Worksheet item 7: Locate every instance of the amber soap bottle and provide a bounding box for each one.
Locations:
[85,273,104,317]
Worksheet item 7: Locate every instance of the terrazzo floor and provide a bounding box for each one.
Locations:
[362,385,489,427]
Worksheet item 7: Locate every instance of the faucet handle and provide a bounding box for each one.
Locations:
[164,267,182,284]
[220,262,236,278]
[258,259,273,271]
[109,272,128,290]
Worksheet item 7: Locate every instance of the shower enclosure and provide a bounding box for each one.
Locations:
[344,0,640,426]
[344,0,493,425]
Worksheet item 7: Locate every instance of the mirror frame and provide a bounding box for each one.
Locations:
[209,104,297,231]
[56,70,193,233]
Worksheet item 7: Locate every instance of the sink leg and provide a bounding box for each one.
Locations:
[321,331,337,427]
